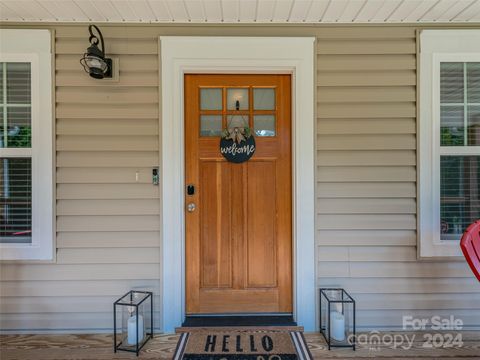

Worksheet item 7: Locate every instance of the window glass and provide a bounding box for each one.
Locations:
[440,106,464,146]
[226,115,249,129]
[467,63,480,103]
[200,115,222,137]
[254,115,276,136]
[440,156,480,240]
[0,64,3,101]
[1,63,31,148]
[439,61,480,241]
[0,157,32,244]
[6,63,31,104]
[253,88,275,110]
[0,62,32,245]
[467,105,480,146]
[440,62,463,103]
[227,88,248,110]
[440,62,480,146]
[6,107,31,147]
[200,88,222,110]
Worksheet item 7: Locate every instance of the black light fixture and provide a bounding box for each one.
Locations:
[80,25,113,79]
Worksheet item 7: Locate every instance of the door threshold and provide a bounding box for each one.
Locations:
[179,315,298,329]
[176,325,304,333]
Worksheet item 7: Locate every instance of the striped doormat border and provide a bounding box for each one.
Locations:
[173,330,313,360]
[290,331,313,360]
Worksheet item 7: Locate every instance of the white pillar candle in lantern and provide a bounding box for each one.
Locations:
[127,314,144,345]
[330,303,345,341]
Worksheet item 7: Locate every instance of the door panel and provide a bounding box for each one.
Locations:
[199,160,232,289]
[247,160,277,288]
[185,74,292,314]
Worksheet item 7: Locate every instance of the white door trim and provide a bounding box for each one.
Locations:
[159,36,316,332]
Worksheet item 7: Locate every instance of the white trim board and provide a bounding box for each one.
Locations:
[418,30,480,258]
[0,29,54,261]
[159,36,316,332]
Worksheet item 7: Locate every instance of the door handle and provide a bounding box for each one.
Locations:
[187,203,196,212]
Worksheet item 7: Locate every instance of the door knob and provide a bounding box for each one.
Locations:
[187,203,196,212]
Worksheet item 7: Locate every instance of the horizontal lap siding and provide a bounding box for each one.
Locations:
[0,27,161,331]
[316,28,477,329]
[1,24,478,332]
[54,29,161,323]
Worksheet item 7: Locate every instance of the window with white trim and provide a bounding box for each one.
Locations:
[419,30,480,257]
[1,62,32,243]
[0,29,53,260]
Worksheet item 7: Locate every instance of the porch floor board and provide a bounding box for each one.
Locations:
[1,332,479,359]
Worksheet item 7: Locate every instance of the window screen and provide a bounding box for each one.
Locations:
[0,62,32,244]
[440,62,480,241]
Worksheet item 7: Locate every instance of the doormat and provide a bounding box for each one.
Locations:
[173,330,313,360]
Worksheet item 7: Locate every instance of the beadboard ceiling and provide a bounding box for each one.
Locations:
[0,0,479,23]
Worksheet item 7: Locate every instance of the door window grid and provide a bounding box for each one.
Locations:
[199,86,277,137]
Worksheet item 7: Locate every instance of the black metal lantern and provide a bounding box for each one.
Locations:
[80,25,112,79]
[114,290,153,356]
[320,288,356,351]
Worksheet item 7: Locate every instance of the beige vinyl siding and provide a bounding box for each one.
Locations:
[0,24,479,332]
[316,28,479,329]
[1,25,161,331]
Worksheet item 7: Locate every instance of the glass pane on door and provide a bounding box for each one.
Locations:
[254,115,276,136]
[227,88,248,110]
[200,115,222,136]
[200,88,222,110]
[253,88,275,110]
[227,115,249,129]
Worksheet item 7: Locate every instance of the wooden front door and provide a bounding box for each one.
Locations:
[185,74,292,314]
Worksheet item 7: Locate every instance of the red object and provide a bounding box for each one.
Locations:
[460,220,480,282]
[12,230,31,236]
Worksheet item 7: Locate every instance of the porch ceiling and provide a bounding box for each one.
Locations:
[0,0,479,24]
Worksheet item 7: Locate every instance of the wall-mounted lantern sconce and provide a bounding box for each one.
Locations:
[80,25,113,79]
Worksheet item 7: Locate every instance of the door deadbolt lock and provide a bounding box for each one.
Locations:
[187,203,196,212]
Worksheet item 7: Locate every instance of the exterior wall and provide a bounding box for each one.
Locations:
[0,24,479,332]
[315,27,480,329]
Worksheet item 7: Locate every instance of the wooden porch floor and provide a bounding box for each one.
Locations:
[1,332,479,359]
